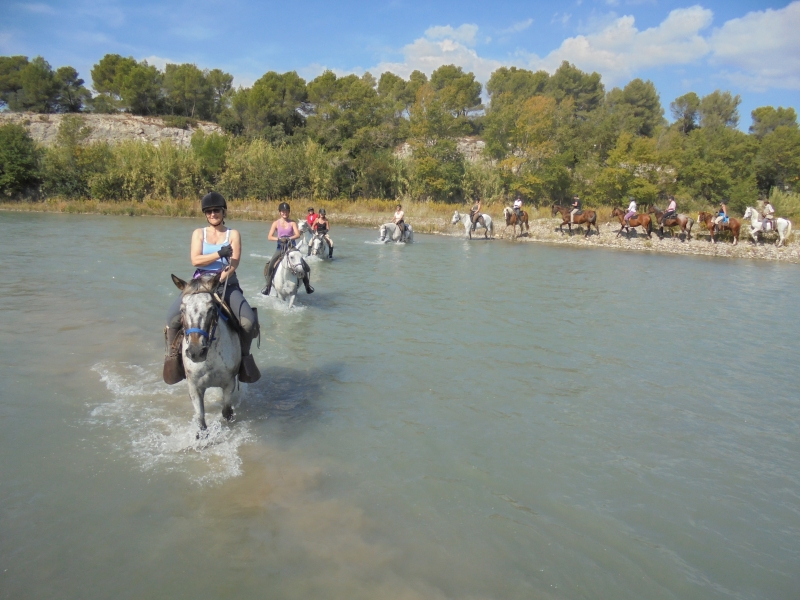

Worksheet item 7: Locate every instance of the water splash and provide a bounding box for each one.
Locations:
[89,362,254,485]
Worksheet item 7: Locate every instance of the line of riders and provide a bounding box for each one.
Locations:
[163,193,336,388]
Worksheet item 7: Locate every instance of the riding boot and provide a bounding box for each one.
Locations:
[261,257,278,295]
[237,314,261,384]
[163,326,185,385]
[302,274,314,294]
[328,246,333,259]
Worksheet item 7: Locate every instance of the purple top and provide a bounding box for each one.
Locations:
[276,220,293,237]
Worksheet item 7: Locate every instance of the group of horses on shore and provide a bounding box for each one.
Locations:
[457,203,793,247]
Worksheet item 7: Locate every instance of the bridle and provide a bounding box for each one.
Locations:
[182,285,229,347]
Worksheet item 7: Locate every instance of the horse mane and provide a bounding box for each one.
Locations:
[183,273,219,296]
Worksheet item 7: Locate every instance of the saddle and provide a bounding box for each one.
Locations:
[574,210,583,216]
[762,219,774,231]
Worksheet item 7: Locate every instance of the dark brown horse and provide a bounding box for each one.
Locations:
[551,204,598,237]
[503,207,529,238]
[610,207,653,238]
[647,205,695,240]
[697,211,741,245]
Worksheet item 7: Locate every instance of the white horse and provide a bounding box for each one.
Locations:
[309,231,332,258]
[451,210,493,239]
[296,221,312,255]
[379,222,414,243]
[171,273,240,432]
[743,206,793,247]
[265,248,309,308]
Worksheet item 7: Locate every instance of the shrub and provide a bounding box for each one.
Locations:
[0,123,41,197]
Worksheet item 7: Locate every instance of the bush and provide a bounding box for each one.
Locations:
[161,115,198,130]
[0,123,41,197]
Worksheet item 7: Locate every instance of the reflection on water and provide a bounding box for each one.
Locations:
[0,212,799,600]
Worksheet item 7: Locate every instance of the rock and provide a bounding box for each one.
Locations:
[0,112,224,147]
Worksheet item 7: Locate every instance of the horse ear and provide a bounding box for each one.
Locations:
[171,274,187,290]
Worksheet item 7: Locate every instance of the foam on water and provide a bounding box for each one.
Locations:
[89,362,254,485]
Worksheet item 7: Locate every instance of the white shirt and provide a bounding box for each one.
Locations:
[628,200,637,212]
[666,200,676,212]
[513,199,522,209]
[394,210,404,221]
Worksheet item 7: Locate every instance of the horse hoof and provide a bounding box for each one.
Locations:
[222,406,233,421]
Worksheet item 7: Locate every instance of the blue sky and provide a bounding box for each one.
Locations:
[2,0,799,127]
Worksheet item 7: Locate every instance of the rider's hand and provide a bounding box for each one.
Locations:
[217,244,233,259]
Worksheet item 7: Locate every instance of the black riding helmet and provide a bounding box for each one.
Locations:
[201,191,226,212]
[307,207,314,212]
[319,208,326,215]
[279,202,290,212]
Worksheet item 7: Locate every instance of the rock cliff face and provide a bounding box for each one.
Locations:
[0,112,224,147]
[394,137,487,163]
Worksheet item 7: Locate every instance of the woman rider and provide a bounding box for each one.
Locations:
[661,195,677,224]
[624,196,637,228]
[393,204,405,236]
[164,192,260,385]
[262,202,314,296]
[470,196,483,232]
[713,200,729,230]
[313,208,334,258]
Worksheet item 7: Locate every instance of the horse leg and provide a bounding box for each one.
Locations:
[221,379,236,422]
[187,381,207,431]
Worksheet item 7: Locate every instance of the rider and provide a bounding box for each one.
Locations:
[513,195,523,222]
[393,204,405,235]
[762,199,775,229]
[163,192,260,385]
[662,195,677,224]
[624,196,637,228]
[262,202,314,296]
[313,208,334,258]
[570,195,581,224]
[306,206,318,229]
[713,200,729,230]
[470,195,483,232]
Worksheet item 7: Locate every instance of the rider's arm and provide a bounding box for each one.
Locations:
[191,229,229,268]
[220,230,241,282]
[267,220,279,241]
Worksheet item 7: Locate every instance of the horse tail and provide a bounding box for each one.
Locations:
[784,219,793,246]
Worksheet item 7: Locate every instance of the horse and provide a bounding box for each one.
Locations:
[647,205,695,240]
[451,210,493,239]
[379,222,414,243]
[697,211,741,245]
[170,273,240,432]
[502,207,529,238]
[551,204,598,237]
[610,207,653,238]
[264,247,309,308]
[309,230,332,258]
[296,221,312,254]
[742,206,793,247]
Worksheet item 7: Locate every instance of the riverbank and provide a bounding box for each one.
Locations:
[2,199,798,263]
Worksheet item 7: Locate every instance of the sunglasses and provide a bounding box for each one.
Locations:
[204,208,222,215]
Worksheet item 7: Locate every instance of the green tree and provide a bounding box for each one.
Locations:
[670,92,700,134]
[164,63,211,118]
[545,61,604,119]
[755,125,800,194]
[486,66,549,108]
[230,70,307,139]
[206,68,234,116]
[409,138,465,201]
[0,56,29,109]
[750,106,798,138]
[605,79,664,137]
[429,64,482,117]
[15,56,59,112]
[698,90,741,130]
[54,66,91,112]
[91,54,138,110]
[0,123,40,197]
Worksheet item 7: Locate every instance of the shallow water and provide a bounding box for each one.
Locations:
[1,212,798,599]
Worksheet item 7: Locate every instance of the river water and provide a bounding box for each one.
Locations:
[0,212,798,599]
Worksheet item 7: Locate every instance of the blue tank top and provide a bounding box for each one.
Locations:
[199,228,231,273]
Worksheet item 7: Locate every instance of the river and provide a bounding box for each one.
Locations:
[0,212,798,599]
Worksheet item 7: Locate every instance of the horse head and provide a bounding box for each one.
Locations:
[298,221,309,234]
[379,224,387,241]
[743,207,754,220]
[284,250,307,277]
[172,273,220,362]
[451,211,461,224]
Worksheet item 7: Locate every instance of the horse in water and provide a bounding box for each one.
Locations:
[296,221,312,254]
[611,207,653,238]
[309,230,332,258]
[551,204,598,237]
[379,222,414,243]
[451,210,493,239]
[647,205,695,240]
[171,273,240,432]
[502,207,529,238]
[264,247,309,307]
[697,211,741,245]
[742,206,793,247]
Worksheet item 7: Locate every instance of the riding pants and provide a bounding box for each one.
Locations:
[661,210,676,224]
[713,215,726,227]
[514,208,521,220]
[167,278,256,335]
[570,208,579,223]
[624,211,637,221]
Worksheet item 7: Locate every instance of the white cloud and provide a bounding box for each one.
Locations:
[527,6,712,85]
[372,25,502,81]
[423,24,479,46]
[502,18,533,34]
[140,55,174,70]
[16,3,57,15]
[709,1,800,90]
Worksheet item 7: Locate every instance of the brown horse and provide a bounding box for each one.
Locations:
[610,207,653,238]
[503,207,529,238]
[697,211,741,245]
[647,205,695,240]
[551,204,598,237]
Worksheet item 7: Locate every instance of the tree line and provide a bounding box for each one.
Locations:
[1,53,799,215]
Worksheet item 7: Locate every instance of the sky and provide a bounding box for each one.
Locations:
[1,0,799,128]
